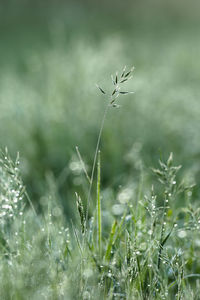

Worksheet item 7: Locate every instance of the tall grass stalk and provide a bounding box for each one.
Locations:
[85,102,110,228]
[97,150,102,256]
[85,66,135,228]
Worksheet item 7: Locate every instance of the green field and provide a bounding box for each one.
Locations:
[0,1,200,299]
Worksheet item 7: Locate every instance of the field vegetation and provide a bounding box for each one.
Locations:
[0,1,200,299]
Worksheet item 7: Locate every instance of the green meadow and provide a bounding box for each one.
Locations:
[0,1,200,299]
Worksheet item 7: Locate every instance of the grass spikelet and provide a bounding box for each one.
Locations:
[75,192,85,234]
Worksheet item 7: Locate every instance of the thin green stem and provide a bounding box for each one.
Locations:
[85,100,110,229]
[97,150,101,256]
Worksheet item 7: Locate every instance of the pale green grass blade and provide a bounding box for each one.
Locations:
[105,220,117,262]
[97,150,102,256]
[113,210,126,245]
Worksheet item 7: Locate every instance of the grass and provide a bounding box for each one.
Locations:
[1,1,200,299]
[0,67,200,299]
[1,1,200,211]
[0,148,199,299]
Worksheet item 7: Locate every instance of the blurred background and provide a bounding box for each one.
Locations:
[1,0,200,217]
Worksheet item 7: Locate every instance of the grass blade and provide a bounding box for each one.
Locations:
[97,150,102,256]
[105,220,117,262]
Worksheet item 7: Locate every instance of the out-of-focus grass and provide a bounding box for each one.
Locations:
[0,0,200,215]
[0,2,200,298]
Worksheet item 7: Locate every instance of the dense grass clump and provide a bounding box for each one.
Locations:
[0,149,199,299]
